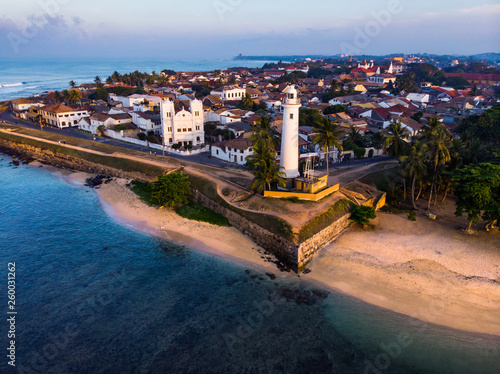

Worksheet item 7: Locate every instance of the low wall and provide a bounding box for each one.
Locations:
[264,184,339,201]
[296,213,351,271]
[103,130,209,156]
[191,190,300,270]
[0,138,154,181]
[192,187,383,272]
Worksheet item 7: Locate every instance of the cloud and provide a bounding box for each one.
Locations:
[457,4,500,14]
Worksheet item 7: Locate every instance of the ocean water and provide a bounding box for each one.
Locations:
[0,58,271,101]
[0,156,499,374]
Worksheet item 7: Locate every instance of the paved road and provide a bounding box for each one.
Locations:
[0,110,391,170]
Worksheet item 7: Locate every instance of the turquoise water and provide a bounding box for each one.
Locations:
[0,58,272,101]
[0,156,499,374]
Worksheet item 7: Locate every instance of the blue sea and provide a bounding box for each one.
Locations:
[1,156,500,373]
[0,58,272,101]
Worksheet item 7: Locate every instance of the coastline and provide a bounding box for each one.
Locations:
[54,165,500,337]
[65,169,281,274]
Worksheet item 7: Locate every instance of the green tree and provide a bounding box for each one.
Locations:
[395,72,418,93]
[346,126,363,147]
[383,121,410,161]
[151,172,191,208]
[350,205,376,228]
[62,89,70,103]
[96,88,109,102]
[445,76,470,89]
[452,163,500,231]
[69,80,76,88]
[250,117,280,149]
[312,117,344,174]
[54,91,62,104]
[94,76,103,89]
[299,108,323,127]
[323,105,346,115]
[246,141,286,193]
[426,125,451,209]
[238,92,254,110]
[402,141,428,209]
[69,89,82,105]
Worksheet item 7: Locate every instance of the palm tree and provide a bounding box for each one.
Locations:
[330,79,339,92]
[69,89,82,105]
[383,120,410,161]
[421,116,441,141]
[246,141,286,193]
[402,141,428,209]
[69,80,76,88]
[312,117,344,174]
[250,117,280,149]
[54,91,62,104]
[440,139,465,202]
[346,126,363,146]
[240,93,254,109]
[94,76,103,89]
[62,89,70,103]
[426,126,451,209]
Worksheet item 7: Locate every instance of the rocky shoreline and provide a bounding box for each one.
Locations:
[0,138,150,181]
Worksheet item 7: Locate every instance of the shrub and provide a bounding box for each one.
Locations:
[350,205,376,227]
[113,125,127,132]
[137,132,146,141]
[176,201,231,226]
[151,172,191,208]
[408,211,417,221]
[147,135,158,144]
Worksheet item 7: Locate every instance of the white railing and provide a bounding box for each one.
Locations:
[103,129,209,156]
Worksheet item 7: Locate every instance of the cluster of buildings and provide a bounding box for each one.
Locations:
[7,55,500,167]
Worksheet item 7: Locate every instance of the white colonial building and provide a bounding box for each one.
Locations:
[78,112,133,134]
[10,98,43,119]
[39,104,89,128]
[211,138,253,165]
[210,85,246,101]
[160,99,205,147]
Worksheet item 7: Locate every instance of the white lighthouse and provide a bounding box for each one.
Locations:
[280,86,301,186]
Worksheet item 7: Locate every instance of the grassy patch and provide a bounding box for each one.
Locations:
[298,199,351,242]
[358,166,399,192]
[280,196,308,204]
[187,173,294,241]
[0,131,168,177]
[176,201,231,227]
[130,180,155,206]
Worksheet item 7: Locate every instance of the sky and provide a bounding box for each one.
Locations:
[0,0,499,60]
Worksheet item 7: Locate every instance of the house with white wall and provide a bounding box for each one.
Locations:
[132,111,161,135]
[109,94,162,108]
[80,112,133,134]
[367,74,396,84]
[211,138,253,165]
[39,104,89,128]
[10,98,43,119]
[210,85,246,101]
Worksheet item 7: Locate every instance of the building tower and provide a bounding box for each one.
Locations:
[280,86,301,187]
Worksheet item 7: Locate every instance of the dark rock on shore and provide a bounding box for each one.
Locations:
[266,272,276,280]
[85,175,112,188]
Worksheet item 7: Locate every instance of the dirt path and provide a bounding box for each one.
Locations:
[0,129,174,169]
[328,160,398,186]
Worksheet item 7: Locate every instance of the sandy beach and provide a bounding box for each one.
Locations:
[62,168,500,337]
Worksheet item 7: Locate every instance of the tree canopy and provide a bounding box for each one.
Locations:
[151,172,191,208]
[452,163,500,230]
